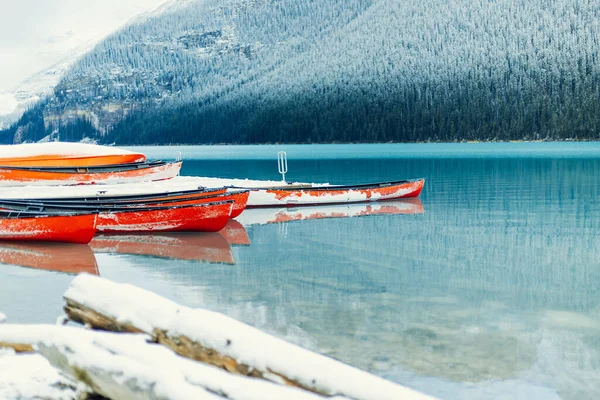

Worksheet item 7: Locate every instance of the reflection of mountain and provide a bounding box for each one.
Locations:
[0,243,98,275]
[90,232,235,264]
[236,199,424,226]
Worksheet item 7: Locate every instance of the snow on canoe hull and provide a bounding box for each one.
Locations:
[0,161,182,186]
[0,153,146,167]
[90,233,234,264]
[0,213,97,244]
[236,198,424,226]
[97,201,234,233]
[0,242,98,274]
[236,178,425,207]
[0,143,144,162]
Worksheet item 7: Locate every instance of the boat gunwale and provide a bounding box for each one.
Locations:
[0,199,236,214]
[12,187,245,204]
[0,192,248,211]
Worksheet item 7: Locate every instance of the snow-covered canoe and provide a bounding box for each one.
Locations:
[128,176,425,207]
[0,242,98,274]
[90,233,234,264]
[233,178,425,207]
[96,201,234,233]
[0,143,146,167]
[0,210,97,244]
[0,190,250,219]
[0,161,181,186]
[236,198,424,226]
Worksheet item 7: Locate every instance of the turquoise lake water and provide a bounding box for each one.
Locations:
[1,142,599,399]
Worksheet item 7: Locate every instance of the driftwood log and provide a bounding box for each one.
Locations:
[64,274,434,400]
[0,325,336,400]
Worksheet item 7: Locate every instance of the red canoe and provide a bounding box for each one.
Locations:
[90,233,234,264]
[0,190,250,219]
[0,161,182,186]
[0,242,99,274]
[0,211,97,244]
[229,178,425,207]
[96,201,234,233]
[91,190,249,218]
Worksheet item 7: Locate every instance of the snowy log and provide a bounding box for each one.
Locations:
[64,274,434,400]
[0,316,34,352]
[0,324,340,400]
[0,349,77,400]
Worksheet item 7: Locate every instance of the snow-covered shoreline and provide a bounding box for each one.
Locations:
[0,275,434,400]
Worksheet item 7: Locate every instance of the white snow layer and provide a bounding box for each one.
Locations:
[0,325,336,400]
[64,274,434,400]
[0,142,140,158]
[0,176,316,199]
[0,350,76,400]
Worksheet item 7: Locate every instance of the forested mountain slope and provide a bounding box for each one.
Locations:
[3,0,600,144]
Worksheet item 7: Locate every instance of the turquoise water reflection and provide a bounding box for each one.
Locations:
[0,144,598,399]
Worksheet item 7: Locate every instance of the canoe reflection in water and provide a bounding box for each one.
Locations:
[236,198,424,226]
[0,242,99,275]
[218,219,251,246]
[90,231,236,265]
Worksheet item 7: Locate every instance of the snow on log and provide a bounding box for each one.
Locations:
[0,324,340,400]
[0,349,77,400]
[64,274,434,400]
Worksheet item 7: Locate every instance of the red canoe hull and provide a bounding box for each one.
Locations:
[97,202,233,233]
[0,214,97,244]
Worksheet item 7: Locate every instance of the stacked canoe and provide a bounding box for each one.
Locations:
[0,143,248,243]
[0,143,424,244]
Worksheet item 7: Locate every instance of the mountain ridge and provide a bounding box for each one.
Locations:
[3,0,600,144]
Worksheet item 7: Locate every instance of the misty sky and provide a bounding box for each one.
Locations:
[0,0,167,92]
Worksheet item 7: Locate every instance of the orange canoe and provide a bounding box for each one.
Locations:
[0,161,182,186]
[90,233,234,264]
[0,143,146,167]
[0,153,146,167]
[97,201,234,233]
[0,242,98,274]
[0,211,97,244]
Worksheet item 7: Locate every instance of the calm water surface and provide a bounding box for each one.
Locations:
[1,143,599,399]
